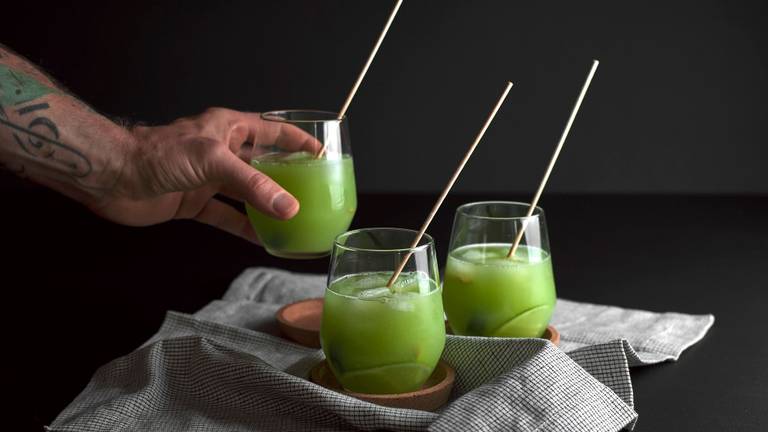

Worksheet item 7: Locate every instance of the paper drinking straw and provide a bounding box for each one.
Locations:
[387,81,515,289]
[316,0,404,158]
[507,60,600,259]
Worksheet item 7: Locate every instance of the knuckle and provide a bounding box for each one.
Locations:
[204,106,230,117]
[171,117,192,127]
[246,171,273,193]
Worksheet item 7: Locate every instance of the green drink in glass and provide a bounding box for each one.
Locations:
[246,110,357,259]
[443,202,557,338]
[320,228,446,394]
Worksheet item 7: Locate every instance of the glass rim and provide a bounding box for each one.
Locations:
[456,201,545,221]
[333,227,435,254]
[261,109,346,124]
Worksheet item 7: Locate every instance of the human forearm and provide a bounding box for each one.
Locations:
[0,44,135,205]
[0,43,314,242]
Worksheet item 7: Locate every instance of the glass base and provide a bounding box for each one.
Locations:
[265,248,331,260]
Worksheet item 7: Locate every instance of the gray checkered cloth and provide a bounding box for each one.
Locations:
[49,267,714,432]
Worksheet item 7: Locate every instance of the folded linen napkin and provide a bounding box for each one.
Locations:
[49,267,714,432]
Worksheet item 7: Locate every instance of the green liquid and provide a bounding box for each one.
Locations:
[245,152,356,259]
[320,272,446,394]
[443,243,556,338]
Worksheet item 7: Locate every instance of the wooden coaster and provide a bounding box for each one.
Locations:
[276,298,323,348]
[310,360,455,411]
[542,325,560,346]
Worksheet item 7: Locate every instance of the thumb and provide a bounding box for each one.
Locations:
[214,152,299,220]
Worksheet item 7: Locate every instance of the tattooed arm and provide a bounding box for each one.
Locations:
[0,44,314,242]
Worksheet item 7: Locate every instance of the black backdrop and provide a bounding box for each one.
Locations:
[4,2,768,430]
[1,0,767,194]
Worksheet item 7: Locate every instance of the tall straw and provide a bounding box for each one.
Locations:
[507,60,600,259]
[316,0,404,158]
[386,82,514,289]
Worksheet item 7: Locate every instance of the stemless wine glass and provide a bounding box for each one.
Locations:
[245,110,357,259]
[443,202,557,338]
[320,228,446,394]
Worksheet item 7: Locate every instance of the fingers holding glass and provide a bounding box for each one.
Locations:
[244,110,357,259]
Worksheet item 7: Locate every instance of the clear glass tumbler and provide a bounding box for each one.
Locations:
[443,201,557,337]
[245,110,357,259]
[320,228,446,394]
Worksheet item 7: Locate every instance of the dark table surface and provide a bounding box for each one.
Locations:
[5,186,767,431]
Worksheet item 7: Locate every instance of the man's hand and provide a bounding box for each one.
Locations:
[0,45,323,243]
[90,108,321,243]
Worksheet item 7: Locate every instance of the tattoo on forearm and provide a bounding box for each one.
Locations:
[17,102,50,115]
[0,65,92,177]
[0,64,57,105]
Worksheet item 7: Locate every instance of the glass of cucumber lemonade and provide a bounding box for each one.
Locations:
[443,202,557,338]
[246,110,357,259]
[320,228,446,394]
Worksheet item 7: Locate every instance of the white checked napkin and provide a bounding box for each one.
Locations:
[49,267,713,432]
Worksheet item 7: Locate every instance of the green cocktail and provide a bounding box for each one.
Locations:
[320,271,446,394]
[246,151,356,259]
[443,243,556,337]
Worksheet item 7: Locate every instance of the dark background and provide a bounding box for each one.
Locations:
[2,1,767,431]
[1,0,767,194]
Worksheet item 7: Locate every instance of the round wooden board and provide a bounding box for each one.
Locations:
[310,360,455,412]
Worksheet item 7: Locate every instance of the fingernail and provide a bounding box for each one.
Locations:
[273,193,298,217]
